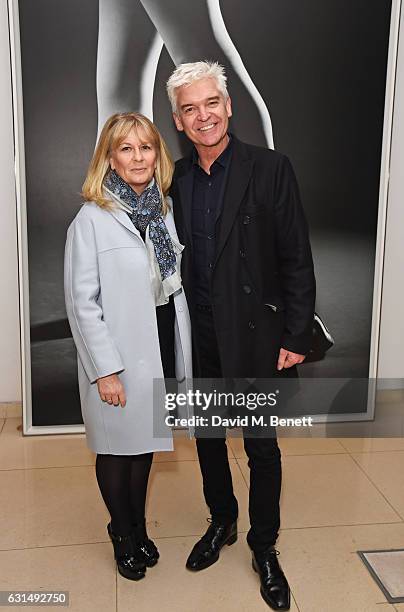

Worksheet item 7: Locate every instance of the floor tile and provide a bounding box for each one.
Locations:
[6,403,22,418]
[228,434,346,458]
[146,459,250,538]
[340,438,404,453]
[278,437,346,455]
[0,459,247,550]
[0,419,4,433]
[153,436,198,462]
[353,452,404,519]
[0,543,115,612]
[0,418,95,470]
[279,523,404,612]
[117,534,299,612]
[0,466,109,550]
[0,404,6,419]
[377,389,404,404]
[237,454,401,528]
[223,435,245,458]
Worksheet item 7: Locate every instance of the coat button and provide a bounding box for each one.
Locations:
[239,250,246,258]
[243,215,251,225]
[243,284,252,294]
[248,321,255,330]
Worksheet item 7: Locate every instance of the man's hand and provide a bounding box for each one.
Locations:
[97,374,126,407]
[277,348,305,370]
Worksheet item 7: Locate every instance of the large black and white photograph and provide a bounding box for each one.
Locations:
[16,0,393,428]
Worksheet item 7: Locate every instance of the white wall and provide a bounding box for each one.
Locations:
[377,2,404,382]
[0,4,402,403]
[0,0,21,402]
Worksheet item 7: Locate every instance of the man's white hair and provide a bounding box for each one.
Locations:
[166,61,229,113]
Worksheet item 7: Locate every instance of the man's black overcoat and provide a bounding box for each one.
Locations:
[170,137,316,378]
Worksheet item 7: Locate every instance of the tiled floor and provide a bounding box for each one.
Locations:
[1,417,404,611]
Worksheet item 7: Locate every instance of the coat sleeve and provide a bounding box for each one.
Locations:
[273,155,316,355]
[64,212,125,383]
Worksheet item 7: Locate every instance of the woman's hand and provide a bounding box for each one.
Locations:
[97,374,126,407]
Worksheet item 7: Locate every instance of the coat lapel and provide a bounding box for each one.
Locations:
[176,167,194,251]
[104,189,142,239]
[108,207,141,237]
[214,141,253,266]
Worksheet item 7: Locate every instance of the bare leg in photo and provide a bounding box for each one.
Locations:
[97,0,274,147]
[140,0,274,147]
[97,0,161,135]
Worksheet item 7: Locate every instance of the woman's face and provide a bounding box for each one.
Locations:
[109,127,157,194]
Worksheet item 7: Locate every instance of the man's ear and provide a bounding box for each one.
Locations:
[226,96,232,119]
[173,112,184,132]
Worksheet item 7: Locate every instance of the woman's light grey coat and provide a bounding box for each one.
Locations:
[64,196,192,455]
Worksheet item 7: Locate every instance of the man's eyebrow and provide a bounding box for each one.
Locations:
[180,96,220,110]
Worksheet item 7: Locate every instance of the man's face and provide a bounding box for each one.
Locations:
[173,77,232,148]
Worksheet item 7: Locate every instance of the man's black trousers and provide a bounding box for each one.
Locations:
[194,306,281,554]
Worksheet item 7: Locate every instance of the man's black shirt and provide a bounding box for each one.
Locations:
[191,137,233,305]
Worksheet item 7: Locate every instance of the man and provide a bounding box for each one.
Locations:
[166,61,315,611]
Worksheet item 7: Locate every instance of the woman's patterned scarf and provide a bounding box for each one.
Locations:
[104,170,177,282]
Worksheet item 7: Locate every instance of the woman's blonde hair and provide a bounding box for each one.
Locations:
[82,112,174,214]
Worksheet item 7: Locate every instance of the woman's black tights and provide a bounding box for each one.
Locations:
[95,452,153,536]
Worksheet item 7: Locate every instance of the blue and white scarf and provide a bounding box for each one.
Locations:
[105,170,177,281]
[104,170,183,305]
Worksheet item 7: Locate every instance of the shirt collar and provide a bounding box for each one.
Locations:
[192,134,233,170]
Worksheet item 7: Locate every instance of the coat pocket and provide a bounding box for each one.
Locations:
[98,245,143,254]
[263,296,285,313]
[240,202,267,218]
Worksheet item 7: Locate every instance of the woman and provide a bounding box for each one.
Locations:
[64,112,192,581]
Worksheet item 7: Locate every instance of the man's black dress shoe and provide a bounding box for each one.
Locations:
[107,523,146,581]
[252,548,290,610]
[133,520,159,567]
[186,520,237,571]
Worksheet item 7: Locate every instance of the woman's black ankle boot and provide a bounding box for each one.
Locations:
[107,523,146,580]
[133,520,159,567]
